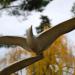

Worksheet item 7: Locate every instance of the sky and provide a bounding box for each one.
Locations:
[0,0,75,56]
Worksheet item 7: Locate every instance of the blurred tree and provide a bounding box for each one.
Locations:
[36,15,51,33]
[71,2,75,17]
[0,0,53,16]
[0,47,28,75]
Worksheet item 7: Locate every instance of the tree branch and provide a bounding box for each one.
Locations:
[0,5,20,10]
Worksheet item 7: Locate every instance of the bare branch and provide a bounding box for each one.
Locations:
[0,5,20,10]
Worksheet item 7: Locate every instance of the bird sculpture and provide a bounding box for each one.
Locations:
[0,18,75,75]
[0,18,75,55]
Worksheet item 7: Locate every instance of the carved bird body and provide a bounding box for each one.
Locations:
[0,18,75,75]
[0,18,75,55]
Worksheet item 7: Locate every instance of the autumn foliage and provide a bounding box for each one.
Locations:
[26,35,75,75]
[26,21,75,75]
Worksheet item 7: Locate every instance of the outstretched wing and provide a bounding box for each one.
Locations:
[0,36,30,50]
[0,54,43,75]
[36,18,75,52]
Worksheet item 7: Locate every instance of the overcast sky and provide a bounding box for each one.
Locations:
[0,0,75,56]
[0,0,75,35]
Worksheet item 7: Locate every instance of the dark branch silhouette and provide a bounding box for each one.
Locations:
[0,5,19,10]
